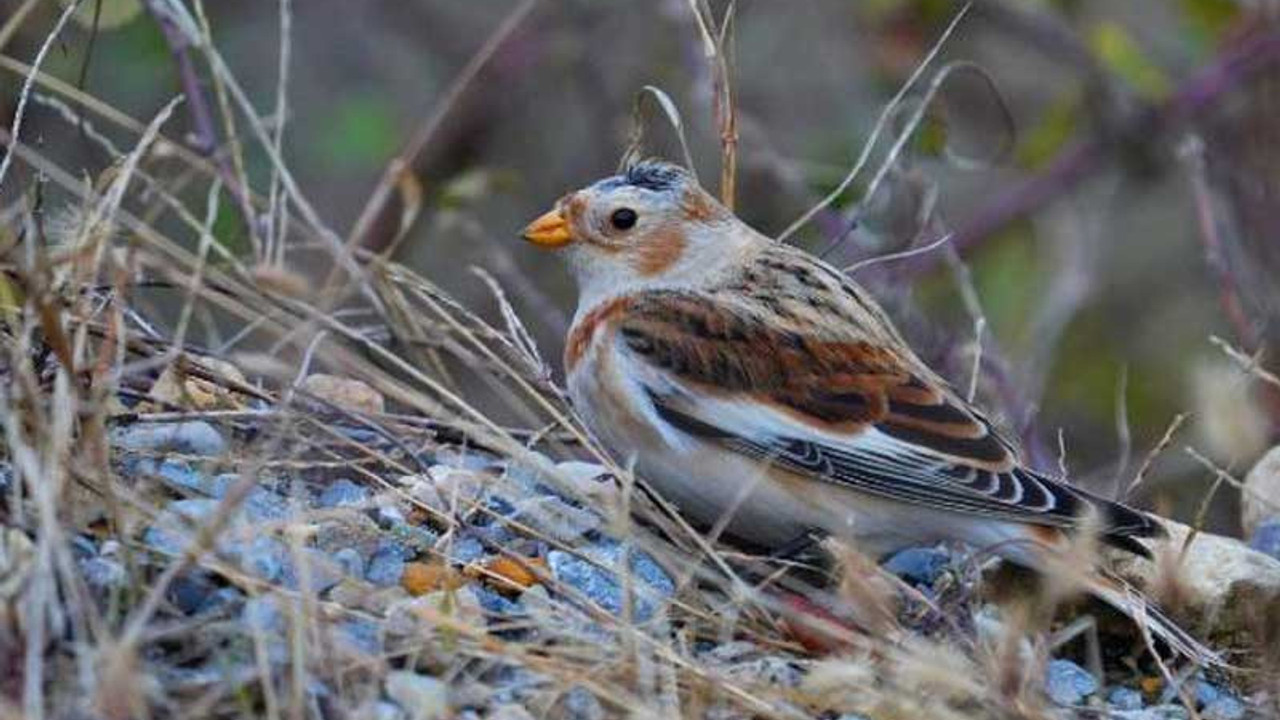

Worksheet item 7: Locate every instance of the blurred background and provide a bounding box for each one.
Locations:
[2,0,1278,533]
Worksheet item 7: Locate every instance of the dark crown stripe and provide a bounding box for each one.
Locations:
[623,161,686,192]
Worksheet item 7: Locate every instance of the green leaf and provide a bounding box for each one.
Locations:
[1016,90,1081,170]
[317,95,400,171]
[1181,0,1239,49]
[1089,21,1172,100]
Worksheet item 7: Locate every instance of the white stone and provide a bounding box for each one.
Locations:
[1107,519,1280,646]
[384,671,448,720]
[1242,445,1280,536]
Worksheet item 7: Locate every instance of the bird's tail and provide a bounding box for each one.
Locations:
[1084,571,1226,670]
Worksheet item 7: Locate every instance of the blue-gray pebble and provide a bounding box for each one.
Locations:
[1044,659,1098,706]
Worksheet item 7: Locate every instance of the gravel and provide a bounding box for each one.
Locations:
[547,540,674,622]
[1250,516,1280,560]
[882,546,950,586]
[114,420,226,456]
[1044,659,1098,706]
[318,478,371,508]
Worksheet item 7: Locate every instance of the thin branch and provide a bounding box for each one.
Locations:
[778,3,972,243]
[0,0,82,193]
[141,0,259,247]
[929,26,1280,276]
[346,0,540,249]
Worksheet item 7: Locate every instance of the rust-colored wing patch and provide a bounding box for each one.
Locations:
[565,297,632,373]
[617,290,1013,468]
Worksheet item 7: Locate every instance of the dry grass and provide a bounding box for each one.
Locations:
[0,3,1271,719]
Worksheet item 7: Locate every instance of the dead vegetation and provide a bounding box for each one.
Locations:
[1,1,1278,719]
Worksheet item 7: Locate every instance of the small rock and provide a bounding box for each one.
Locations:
[384,671,448,720]
[401,561,462,596]
[301,373,384,415]
[280,548,345,594]
[335,618,382,656]
[199,587,244,614]
[319,478,370,508]
[80,557,126,591]
[547,541,674,622]
[703,641,762,665]
[448,536,487,565]
[205,473,239,499]
[473,585,520,616]
[557,686,603,720]
[723,657,803,688]
[242,487,288,523]
[1250,517,1280,561]
[1144,705,1191,720]
[1044,659,1098,706]
[511,496,602,544]
[335,425,383,444]
[482,556,544,593]
[1188,678,1222,707]
[114,420,226,456]
[368,545,407,587]
[882,546,949,586]
[242,595,286,637]
[487,706,536,720]
[147,357,248,410]
[1106,519,1280,648]
[129,459,208,492]
[167,572,217,614]
[423,466,489,514]
[1242,445,1280,536]
[333,547,366,578]
[238,536,286,582]
[315,511,384,558]
[1201,696,1246,720]
[416,587,486,628]
[1108,686,1144,711]
[544,461,619,505]
[365,701,406,720]
[384,521,439,555]
[433,446,496,471]
[144,499,220,555]
[376,503,408,527]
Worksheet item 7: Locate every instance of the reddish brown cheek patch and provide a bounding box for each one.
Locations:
[630,227,687,276]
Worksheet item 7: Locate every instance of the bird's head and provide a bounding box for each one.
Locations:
[521,161,762,308]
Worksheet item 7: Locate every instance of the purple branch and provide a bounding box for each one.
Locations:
[143,1,258,238]
[906,26,1280,276]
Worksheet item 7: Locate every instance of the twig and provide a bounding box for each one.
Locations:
[778,3,972,243]
[0,0,82,193]
[0,0,42,54]
[1125,412,1188,500]
[1180,134,1258,352]
[1210,334,1280,390]
[690,0,738,209]
[932,26,1280,275]
[141,0,259,246]
[346,0,540,249]
[266,0,294,267]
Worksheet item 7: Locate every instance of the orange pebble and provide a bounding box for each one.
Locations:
[401,561,463,595]
[484,556,545,593]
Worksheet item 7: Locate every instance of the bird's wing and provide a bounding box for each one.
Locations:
[612,289,1160,541]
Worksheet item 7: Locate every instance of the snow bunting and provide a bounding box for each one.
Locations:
[522,160,1216,665]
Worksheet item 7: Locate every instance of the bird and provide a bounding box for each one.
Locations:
[521,159,1218,666]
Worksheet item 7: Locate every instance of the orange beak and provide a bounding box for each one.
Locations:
[521,207,573,247]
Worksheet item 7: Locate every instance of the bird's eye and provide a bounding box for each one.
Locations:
[610,208,638,231]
